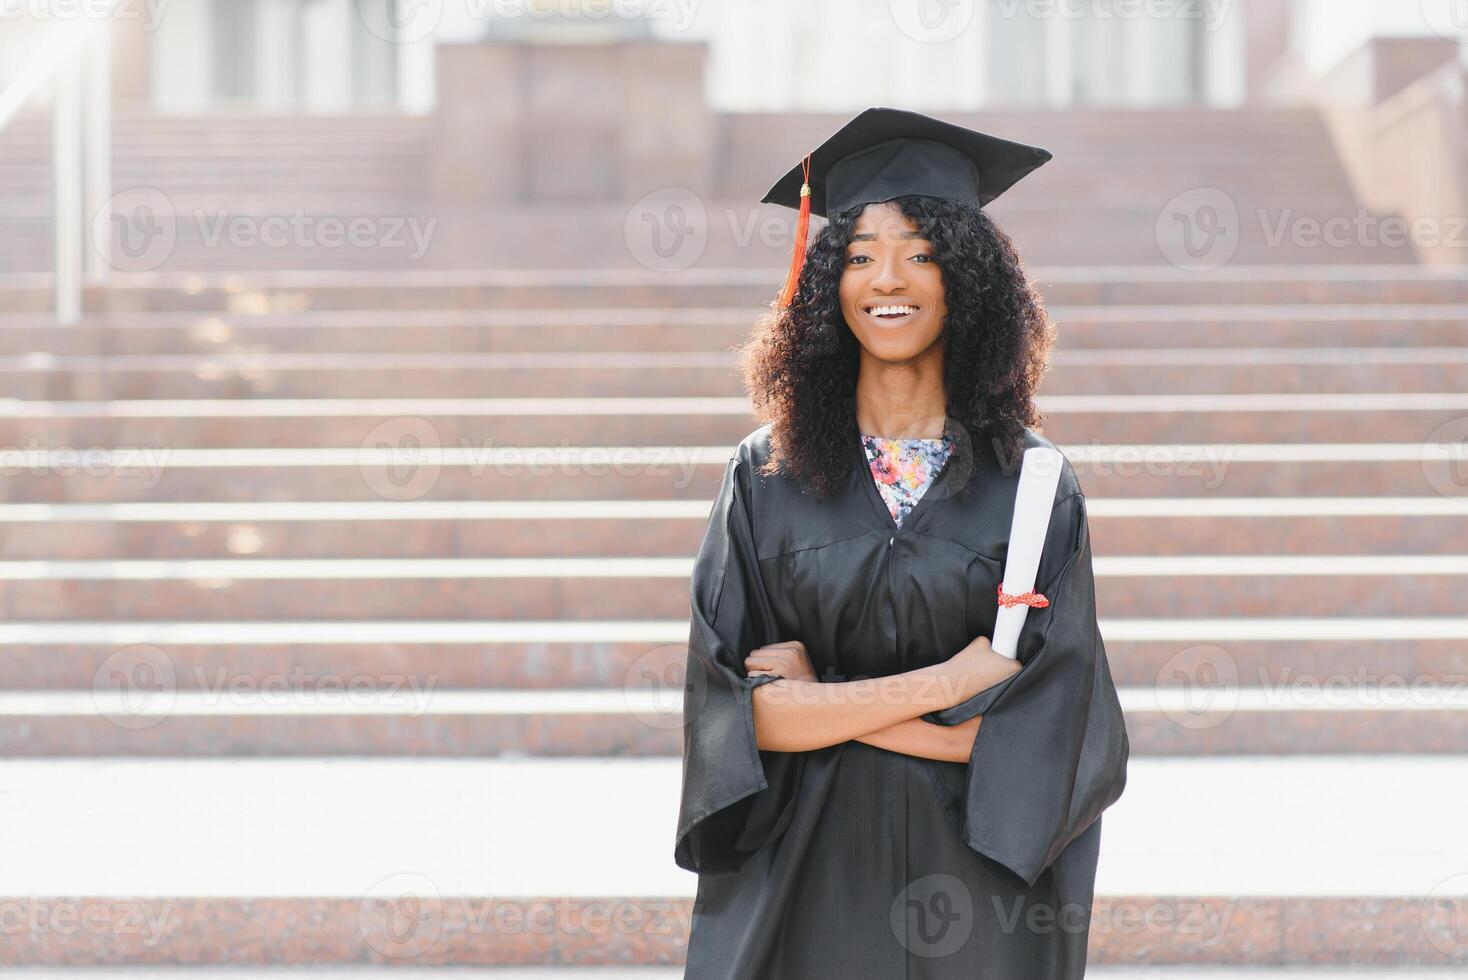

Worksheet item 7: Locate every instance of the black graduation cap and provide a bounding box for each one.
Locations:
[761,106,1052,307]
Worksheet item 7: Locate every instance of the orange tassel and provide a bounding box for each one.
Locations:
[776,153,813,309]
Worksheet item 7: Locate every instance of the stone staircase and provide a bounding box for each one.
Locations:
[0,263,1465,967]
[0,105,1427,273]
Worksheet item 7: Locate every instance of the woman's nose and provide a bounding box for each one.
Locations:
[869,253,908,290]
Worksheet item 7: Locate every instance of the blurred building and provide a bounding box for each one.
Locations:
[1,0,1465,270]
[95,0,1467,115]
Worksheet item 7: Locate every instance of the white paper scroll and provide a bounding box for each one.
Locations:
[991,447,1065,659]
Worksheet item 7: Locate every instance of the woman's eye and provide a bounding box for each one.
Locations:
[847,253,932,265]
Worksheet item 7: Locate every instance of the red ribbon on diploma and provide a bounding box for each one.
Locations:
[996,583,1049,608]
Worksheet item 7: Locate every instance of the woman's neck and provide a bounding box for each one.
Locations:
[854,349,947,440]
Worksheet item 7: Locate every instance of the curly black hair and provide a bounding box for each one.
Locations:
[736,194,1057,501]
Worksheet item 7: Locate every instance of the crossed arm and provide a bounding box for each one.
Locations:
[856,712,983,763]
[745,639,1017,764]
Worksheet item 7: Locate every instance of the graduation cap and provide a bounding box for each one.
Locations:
[761,106,1053,307]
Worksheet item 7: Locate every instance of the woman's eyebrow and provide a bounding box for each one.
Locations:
[848,231,928,243]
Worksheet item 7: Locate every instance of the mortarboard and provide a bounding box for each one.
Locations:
[761,106,1053,307]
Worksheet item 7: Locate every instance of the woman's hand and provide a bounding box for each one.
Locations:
[745,640,817,682]
[933,635,1022,705]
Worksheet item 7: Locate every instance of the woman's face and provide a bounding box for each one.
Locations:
[838,200,948,363]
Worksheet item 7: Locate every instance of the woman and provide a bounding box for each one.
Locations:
[674,107,1130,979]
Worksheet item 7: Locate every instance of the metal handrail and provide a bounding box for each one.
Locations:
[0,12,118,323]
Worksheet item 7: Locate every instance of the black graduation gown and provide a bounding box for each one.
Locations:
[674,422,1130,979]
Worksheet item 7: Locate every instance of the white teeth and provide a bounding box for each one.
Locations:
[868,305,917,317]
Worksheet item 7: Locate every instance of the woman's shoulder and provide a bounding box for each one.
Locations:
[733,422,776,472]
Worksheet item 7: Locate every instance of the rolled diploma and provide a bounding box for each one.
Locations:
[991,447,1065,659]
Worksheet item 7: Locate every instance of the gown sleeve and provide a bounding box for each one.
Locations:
[920,489,1130,889]
[673,452,804,875]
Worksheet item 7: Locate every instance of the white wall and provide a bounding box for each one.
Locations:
[1297,0,1468,76]
[148,0,211,112]
[133,0,1338,115]
[694,0,1242,112]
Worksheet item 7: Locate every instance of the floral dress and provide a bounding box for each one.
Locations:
[859,432,956,527]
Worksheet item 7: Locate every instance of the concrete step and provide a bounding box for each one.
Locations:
[0,756,1462,964]
[8,268,1468,314]
[0,684,1464,756]
[0,445,1459,503]
[5,305,1468,354]
[0,218,1420,273]
[2,555,1466,619]
[2,500,1463,559]
[7,348,1468,399]
[3,394,1466,447]
[2,617,1465,691]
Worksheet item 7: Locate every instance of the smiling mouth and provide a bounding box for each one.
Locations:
[863,303,920,323]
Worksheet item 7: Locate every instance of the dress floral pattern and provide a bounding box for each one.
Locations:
[860,432,955,527]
